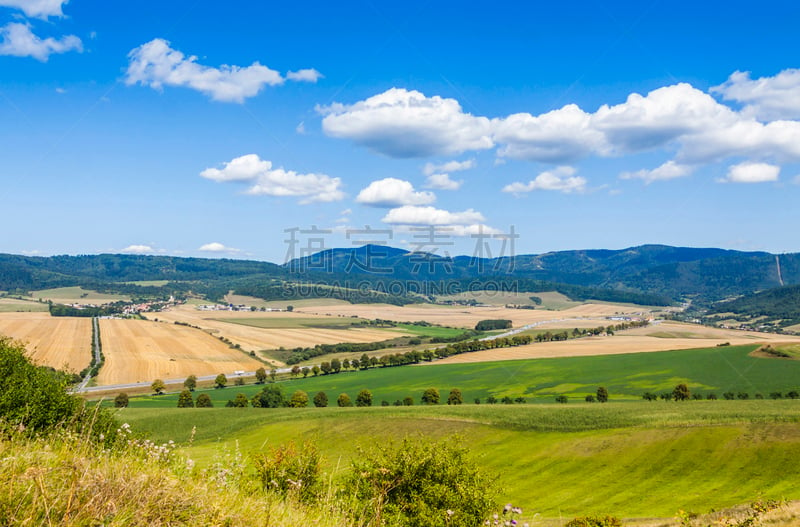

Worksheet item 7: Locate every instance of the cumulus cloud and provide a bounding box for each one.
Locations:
[286,68,323,83]
[422,159,475,175]
[620,161,694,184]
[712,69,800,121]
[502,166,586,194]
[120,245,156,255]
[200,154,344,204]
[381,205,485,226]
[495,105,608,162]
[356,177,435,207]
[198,242,240,253]
[718,162,780,184]
[0,22,81,61]
[125,39,285,103]
[424,173,462,190]
[318,88,494,157]
[0,0,68,18]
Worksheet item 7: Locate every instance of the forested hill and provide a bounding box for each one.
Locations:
[707,284,800,327]
[1,245,799,306]
[289,244,800,304]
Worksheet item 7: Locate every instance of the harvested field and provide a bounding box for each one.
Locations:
[149,304,409,352]
[97,318,264,386]
[0,312,91,373]
[222,294,351,309]
[297,302,649,329]
[432,321,799,364]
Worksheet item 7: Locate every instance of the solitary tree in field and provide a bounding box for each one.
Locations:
[302,367,310,378]
[555,395,568,404]
[313,391,328,407]
[290,390,309,408]
[596,386,609,403]
[290,365,301,378]
[228,393,249,407]
[196,393,213,407]
[402,396,414,406]
[337,393,352,407]
[255,367,267,384]
[355,389,373,407]
[421,387,440,405]
[177,389,194,408]
[673,383,691,401]
[269,368,277,382]
[331,358,342,373]
[312,365,321,376]
[215,373,228,389]
[447,388,463,405]
[151,379,165,395]
[114,392,129,408]
[184,374,197,391]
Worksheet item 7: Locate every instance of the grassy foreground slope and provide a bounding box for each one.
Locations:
[120,403,800,519]
[128,344,800,408]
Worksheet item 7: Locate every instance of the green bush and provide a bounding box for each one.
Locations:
[252,385,285,408]
[555,395,568,404]
[313,391,328,407]
[565,515,622,527]
[421,388,440,405]
[177,389,194,408]
[355,389,372,407]
[342,437,497,527]
[114,392,129,408]
[196,393,213,407]
[252,440,323,504]
[475,319,512,331]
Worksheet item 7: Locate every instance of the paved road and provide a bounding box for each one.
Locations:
[75,317,101,392]
[74,367,294,394]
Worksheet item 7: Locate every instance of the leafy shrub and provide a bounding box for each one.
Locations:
[114,392,129,408]
[337,393,352,407]
[787,390,799,399]
[486,395,497,404]
[177,389,194,408]
[596,386,609,403]
[585,394,596,402]
[252,385,285,408]
[565,515,622,527]
[673,383,690,401]
[252,441,323,504]
[402,396,414,406]
[196,393,213,407]
[342,436,497,527]
[289,390,309,408]
[355,389,372,407]
[642,392,657,401]
[228,393,249,408]
[555,395,568,404]
[421,388,440,405]
[475,319,512,331]
[447,388,463,405]
[313,391,328,407]
[723,391,735,400]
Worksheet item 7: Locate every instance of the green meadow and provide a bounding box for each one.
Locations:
[119,402,800,519]
[126,344,800,409]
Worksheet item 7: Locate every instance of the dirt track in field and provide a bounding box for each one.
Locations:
[0,312,91,373]
[97,318,264,386]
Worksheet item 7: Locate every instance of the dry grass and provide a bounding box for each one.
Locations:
[153,304,409,351]
[297,302,650,329]
[0,312,91,373]
[97,319,264,385]
[433,321,800,364]
[0,431,351,527]
[29,286,130,305]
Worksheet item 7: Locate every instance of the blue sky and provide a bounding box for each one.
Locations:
[2,0,799,263]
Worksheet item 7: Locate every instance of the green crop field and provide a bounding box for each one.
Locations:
[395,323,472,338]
[29,286,130,304]
[124,344,800,409]
[216,317,365,329]
[0,298,49,312]
[118,402,800,519]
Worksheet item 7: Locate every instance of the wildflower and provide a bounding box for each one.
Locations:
[446,510,454,516]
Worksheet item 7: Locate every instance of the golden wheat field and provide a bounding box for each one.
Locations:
[0,312,91,373]
[296,301,648,328]
[432,321,799,364]
[152,304,410,351]
[97,318,264,385]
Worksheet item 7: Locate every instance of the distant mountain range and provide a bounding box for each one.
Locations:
[1,244,799,308]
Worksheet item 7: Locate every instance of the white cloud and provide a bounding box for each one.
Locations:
[424,173,462,190]
[502,166,586,194]
[125,39,284,103]
[422,159,475,175]
[718,162,780,184]
[0,0,68,18]
[198,242,240,253]
[620,161,694,184]
[495,105,608,162]
[712,69,800,121]
[381,205,485,226]
[120,245,156,255]
[200,154,344,204]
[318,88,494,158]
[0,22,81,61]
[286,68,323,83]
[356,177,435,207]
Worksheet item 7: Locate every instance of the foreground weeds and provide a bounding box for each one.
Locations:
[0,426,351,527]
